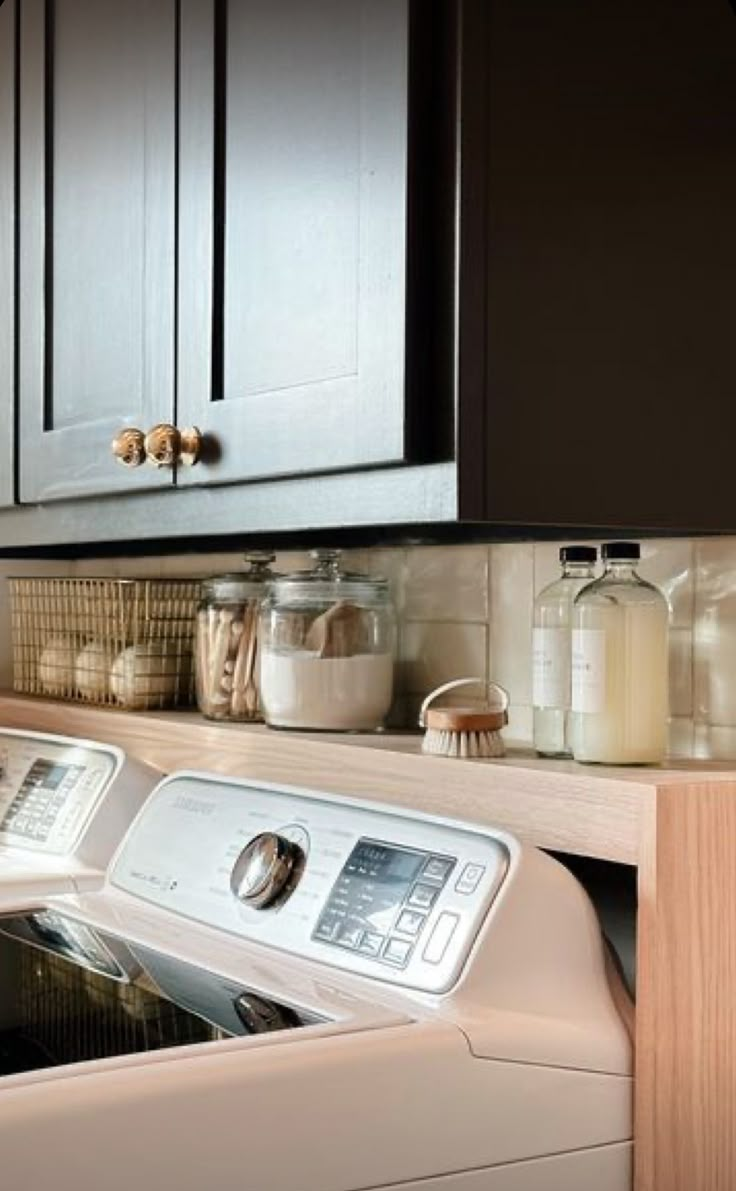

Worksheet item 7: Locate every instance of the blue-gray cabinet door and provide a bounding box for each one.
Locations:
[177,0,411,488]
[18,0,177,503]
[0,0,14,508]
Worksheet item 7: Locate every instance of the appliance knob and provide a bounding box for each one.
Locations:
[230,832,302,909]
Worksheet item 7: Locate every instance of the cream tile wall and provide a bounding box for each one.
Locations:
[6,536,736,759]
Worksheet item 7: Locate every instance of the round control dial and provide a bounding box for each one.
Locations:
[230,832,303,909]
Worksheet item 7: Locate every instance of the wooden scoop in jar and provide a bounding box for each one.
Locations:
[304,600,363,658]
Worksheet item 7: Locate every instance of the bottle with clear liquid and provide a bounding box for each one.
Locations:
[533,546,598,757]
[571,542,669,764]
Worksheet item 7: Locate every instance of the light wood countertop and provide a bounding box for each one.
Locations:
[1,692,734,866]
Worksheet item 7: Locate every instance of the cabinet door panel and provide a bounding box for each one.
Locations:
[479,0,736,529]
[0,0,14,508]
[18,0,176,503]
[178,0,409,487]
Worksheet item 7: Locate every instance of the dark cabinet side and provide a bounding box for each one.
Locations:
[177,0,417,488]
[462,0,736,531]
[0,0,14,508]
[18,0,178,503]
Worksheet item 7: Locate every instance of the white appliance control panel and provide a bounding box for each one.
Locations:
[111,773,511,994]
[0,732,117,855]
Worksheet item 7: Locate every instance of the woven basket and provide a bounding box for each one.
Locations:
[9,577,199,710]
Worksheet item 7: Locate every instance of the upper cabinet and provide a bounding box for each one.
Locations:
[15,0,423,509]
[178,0,413,486]
[0,0,14,509]
[18,0,178,502]
[2,0,736,547]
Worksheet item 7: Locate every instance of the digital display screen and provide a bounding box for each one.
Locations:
[21,760,78,793]
[313,838,457,965]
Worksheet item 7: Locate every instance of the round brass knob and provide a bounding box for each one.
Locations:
[178,426,203,467]
[144,423,180,468]
[144,424,203,468]
[111,427,146,468]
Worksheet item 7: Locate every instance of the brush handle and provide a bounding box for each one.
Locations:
[419,677,510,728]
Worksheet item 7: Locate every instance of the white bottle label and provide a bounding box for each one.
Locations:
[532,628,568,708]
[571,629,607,713]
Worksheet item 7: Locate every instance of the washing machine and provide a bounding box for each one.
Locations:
[0,727,161,902]
[0,771,632,1190]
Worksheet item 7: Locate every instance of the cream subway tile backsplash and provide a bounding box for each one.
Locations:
[343,548,407,616]
[399,621,489,697]
[668,716,695,759]
[505,704,533,745]
[489,544,534,706]
[403,545,489,622]
[693,722,736,761]
[4,533,736,758]
[693,539,736,728]
[639,541,694,721]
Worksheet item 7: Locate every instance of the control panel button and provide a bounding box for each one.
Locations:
[358,931,384,957]
[383,937,413,967]
[422,856,456,884]
[337,923,363,950]
[422,912,460,965]
[408,883,438,911]
[395,909,426,938]
[314,913,343,942]
[455,863,486,895]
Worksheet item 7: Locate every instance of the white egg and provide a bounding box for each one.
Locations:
[38,635,80,696]
[110,643,189,710]
[75,641,116,700]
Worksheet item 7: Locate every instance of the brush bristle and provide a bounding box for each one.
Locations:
[421,728,505,759]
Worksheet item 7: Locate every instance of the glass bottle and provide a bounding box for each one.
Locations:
[195,551,279,722]
[533,546,598,757]
[571,542,669,764]
[259,549,396,731]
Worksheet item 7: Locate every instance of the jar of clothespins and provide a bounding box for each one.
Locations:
[195,552,279,722]
[259,549,396,731]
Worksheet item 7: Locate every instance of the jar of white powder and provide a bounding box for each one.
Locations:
[259,550,396,731]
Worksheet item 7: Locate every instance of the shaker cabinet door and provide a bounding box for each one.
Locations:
[0,0,15,509]
[18,0,177,503]
[177,0,411,488]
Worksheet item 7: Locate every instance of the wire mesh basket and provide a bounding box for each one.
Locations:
[9,577,199,710]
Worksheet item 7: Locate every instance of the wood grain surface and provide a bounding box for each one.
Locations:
[0,694,649,862]
[636,782,736,1191]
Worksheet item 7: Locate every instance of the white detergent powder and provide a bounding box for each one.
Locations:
[260,651,393,730]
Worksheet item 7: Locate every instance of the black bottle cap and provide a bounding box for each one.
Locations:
[560,545,597,563]
[601,541,640,561]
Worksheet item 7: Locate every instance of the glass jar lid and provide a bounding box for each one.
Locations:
[202,551,280,602]
[269,549,390,604]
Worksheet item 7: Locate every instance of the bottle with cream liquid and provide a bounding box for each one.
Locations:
[533,546,598,757]
[571,542,669,764]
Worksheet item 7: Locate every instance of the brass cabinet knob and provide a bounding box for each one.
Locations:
[178,426,203,467]
[144,423,180,468]
[111,427,146,468]
[144,424,203,468]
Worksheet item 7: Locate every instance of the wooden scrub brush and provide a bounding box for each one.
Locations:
[419,678,509,759]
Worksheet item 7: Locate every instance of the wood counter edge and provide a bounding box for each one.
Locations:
[2,692,712,865]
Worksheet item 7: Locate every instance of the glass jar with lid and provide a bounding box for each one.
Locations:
[259,549,396,731]
[195,551,279,722]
